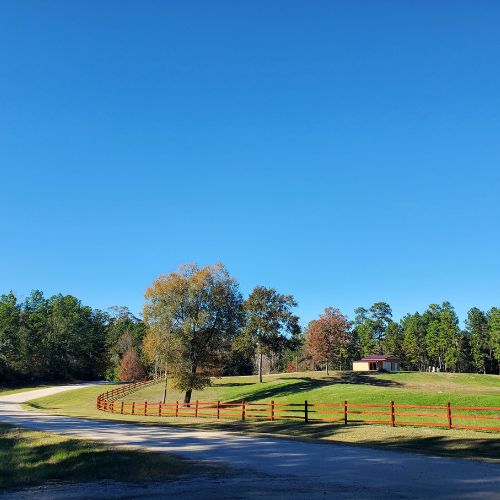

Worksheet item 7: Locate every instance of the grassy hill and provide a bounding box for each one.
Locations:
[25,371,500,462]
[118,370,500,407]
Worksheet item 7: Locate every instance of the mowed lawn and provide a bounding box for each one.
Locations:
[25,371,500,462]
[0,423,201,490]
[119,370,500,406]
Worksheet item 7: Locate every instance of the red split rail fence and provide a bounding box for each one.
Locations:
[97,378,159,402]
[97,382,500,432]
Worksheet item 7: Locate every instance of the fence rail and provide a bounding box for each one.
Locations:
[96,382,500,432]
[97,378,159,402]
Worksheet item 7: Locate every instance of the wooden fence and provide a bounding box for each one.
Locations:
[97,383,500,432]
[97,378,159,402]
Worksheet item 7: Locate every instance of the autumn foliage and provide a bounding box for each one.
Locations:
[305,307,351,374]
[118,348,147,382]
[142,263,243,403]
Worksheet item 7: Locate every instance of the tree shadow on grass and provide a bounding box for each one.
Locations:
[225,373,402,403]
[330,372,402,387]
[215,382,255,387]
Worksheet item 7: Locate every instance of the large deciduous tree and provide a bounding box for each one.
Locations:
[305,307,350,375]
[143,263,243,404]
[243,286,300,383]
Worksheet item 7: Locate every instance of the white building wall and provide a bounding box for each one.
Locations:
[353,361,371,372]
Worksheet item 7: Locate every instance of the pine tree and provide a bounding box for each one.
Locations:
[465,307,489,373]
[487,308,500,374]
[402,313,426,370]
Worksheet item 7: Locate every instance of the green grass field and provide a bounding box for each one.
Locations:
[25,371,500,462]
[0,423,202,490]
[118,370,500,406]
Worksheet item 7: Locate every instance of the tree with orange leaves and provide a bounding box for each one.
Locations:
[118,347,146,382]
[305,307,350,375]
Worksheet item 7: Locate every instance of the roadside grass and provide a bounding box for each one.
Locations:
[0,422,202,490]
[0,385,50,396]
[25,371,500,462]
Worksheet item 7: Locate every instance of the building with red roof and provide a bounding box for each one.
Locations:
[353,355,400,372]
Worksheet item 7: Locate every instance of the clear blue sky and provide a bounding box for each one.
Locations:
[1,1,499,326]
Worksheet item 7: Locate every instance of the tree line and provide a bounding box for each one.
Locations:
[0,292,145,384]
[1,263,499,400]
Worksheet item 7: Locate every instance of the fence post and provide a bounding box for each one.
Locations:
[241,400,246,421]
[270,400,275,421]
[344,400,348,425]
[195,400,199,418]
[390,401,395,427]
[447,401,452,429]
[175,400,179,417]
[159,401,162,417]
[305,400,309,423]
[217,400,220,419]
[132,402,135,415]
[144,401,147,416]
[121,401,124,415]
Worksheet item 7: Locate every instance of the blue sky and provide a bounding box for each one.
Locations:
[1,1,499,325]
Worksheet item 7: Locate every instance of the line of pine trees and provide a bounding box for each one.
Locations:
[348,302,500,374]
[1,286,499,385]
[0,290,145,384]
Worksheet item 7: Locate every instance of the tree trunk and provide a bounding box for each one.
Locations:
[162,362,168,404]
[326,360,329,376]
[258,350,263,383]
[183,364,197,406]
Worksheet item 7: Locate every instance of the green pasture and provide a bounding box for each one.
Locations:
[118,370,500,406]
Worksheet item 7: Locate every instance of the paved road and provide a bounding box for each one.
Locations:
[1,385,499,499]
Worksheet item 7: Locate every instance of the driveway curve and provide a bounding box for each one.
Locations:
[1,385,499,499]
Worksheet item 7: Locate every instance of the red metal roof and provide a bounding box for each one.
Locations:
[359,355,399,362]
